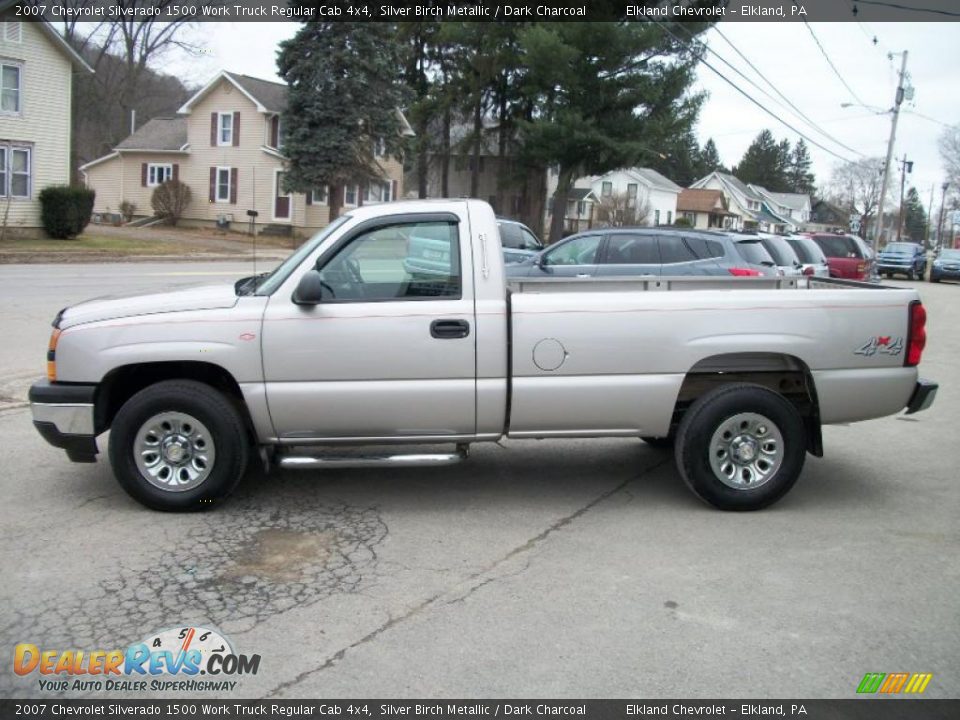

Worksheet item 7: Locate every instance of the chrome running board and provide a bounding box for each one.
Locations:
[278,446,468,470]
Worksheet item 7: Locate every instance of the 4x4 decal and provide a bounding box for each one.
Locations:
[855,336,903,357]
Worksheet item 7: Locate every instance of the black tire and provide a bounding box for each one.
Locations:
[109,380,249,511]
[641,435,675,450]
[674,383,807,511]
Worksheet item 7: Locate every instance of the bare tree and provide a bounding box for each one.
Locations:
[939,124,960,207]
[38,1,213,176]
[594,192,651,228]
[826,158,890,238]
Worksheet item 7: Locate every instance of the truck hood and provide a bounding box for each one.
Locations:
[58,284,239,329]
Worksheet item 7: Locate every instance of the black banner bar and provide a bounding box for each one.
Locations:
[9,0,960,23]
[0,700,958,720]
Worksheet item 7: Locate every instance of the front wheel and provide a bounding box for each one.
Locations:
[109,380,249,511]
[674,384,807,511]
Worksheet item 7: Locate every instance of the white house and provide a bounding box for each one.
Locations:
[0,5,93,236]
[571,167,682,227]
[749,185,811,229]
[691,171,796,233]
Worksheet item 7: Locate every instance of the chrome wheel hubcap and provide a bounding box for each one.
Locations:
[134,412,216,492]
[708,412,783,490]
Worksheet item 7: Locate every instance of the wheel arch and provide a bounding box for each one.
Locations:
[95,361,257,444]
[670,352,822,456]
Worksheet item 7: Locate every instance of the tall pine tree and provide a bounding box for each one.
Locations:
[902,186,927,244]
[787,139,816,194]
[733,130,788,191]
[517,22,710,242]
[277,22,407,220]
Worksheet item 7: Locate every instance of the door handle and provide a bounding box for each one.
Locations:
[430,319,470,339]
[576,273,591,278]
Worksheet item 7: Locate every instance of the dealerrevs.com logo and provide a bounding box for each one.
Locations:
[14,626,261,693]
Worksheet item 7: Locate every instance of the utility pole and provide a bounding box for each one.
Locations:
[926,183,935,251]
[896,154,912,242]
[874,50,908,254]
[937,182,950,253]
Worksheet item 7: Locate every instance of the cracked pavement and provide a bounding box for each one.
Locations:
[0,263,958,698]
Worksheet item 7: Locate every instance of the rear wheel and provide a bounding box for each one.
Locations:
[674,384,807,511]
[109,380,249,511]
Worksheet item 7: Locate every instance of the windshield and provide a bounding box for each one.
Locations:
[939,249,960,260]
[252,215,352,295]
[883,242,918,254]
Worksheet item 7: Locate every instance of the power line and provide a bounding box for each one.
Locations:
[800,19,869,108]
[650,19,860,165]
[851,0,960,18]
[712,25,866,158]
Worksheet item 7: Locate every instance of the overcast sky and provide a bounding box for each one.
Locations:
[175,20,959,209]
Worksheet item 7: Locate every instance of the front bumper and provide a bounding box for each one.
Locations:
[29,379,99,462]
[905,379,938,415]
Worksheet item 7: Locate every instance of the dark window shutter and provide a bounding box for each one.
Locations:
[392,180,398,202]
[172,164,179,181]
[209,167,216,202]
[270,116,279,148]
[141,163,147,187]
[210,113,217,146]
[233,112,240,146]
[230,168,237,204]
[305,190,312,206]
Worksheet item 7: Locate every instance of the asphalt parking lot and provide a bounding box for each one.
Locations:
[0,262,957,699]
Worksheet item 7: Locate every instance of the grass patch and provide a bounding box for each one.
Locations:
[0,235,193,255]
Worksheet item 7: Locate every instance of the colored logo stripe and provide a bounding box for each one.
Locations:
[857,672,932,694]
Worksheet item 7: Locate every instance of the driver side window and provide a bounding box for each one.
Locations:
[543,235,601,266]
[317,221,461,302]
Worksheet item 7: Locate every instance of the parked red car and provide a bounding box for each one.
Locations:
[809,233,873,281]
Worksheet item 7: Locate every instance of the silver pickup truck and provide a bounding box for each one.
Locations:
[30,200,937,512]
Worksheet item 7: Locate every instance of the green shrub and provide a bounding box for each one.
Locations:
[672,216,693,228]
[38,186,96,239]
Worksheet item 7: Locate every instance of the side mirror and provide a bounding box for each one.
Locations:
[292,270,326,305]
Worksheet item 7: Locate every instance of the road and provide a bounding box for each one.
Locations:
[0,262,957,699]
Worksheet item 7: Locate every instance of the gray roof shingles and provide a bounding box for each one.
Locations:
[115,117,187,151]
[224,72,287,113]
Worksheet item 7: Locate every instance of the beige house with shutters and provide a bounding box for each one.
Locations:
[0,6,93,236]
[81,70,410,236]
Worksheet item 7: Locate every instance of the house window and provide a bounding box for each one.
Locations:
[344,185,358,206]
[1,63,21,114]
[147,164,173,187]
[311,186,328,205]
[654,209,661,225]
[216,167,232,202]
[0,146,31,198]
[626,183,638,208]
[365,181,391,203]
[667,210,672,225]
[601,181,613,197]
[218,112,233,145]
[577,201,586,217]
[373,137,386,157]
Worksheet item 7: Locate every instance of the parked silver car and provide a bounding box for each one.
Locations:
[506,228,778,278]
[784,235,830,278]
[756,233,803,277]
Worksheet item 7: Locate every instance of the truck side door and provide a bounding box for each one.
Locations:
[260,215,477,441]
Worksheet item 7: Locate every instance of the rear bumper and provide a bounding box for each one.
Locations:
[905,379,938,415]
[29,379,99,462]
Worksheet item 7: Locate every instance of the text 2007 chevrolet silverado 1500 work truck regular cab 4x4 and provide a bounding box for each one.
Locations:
[30,200,937,512]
